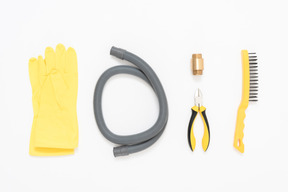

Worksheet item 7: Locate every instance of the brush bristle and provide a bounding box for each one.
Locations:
[249,52,258,102]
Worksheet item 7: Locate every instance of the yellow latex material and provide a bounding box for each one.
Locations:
[234,50,249,153]
[189,106,209,151]
[199,106,209,151]
[28,44,78,156]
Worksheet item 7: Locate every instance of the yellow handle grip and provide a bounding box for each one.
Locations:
[200,106,210,151]
[233,50,250,153]
[188,106,198,151]
[234,106,247,153]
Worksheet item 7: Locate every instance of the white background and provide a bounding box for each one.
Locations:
[0,0,287,191]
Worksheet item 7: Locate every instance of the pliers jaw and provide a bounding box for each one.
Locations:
[194,88,203,110]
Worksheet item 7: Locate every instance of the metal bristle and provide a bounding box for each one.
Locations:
[249,52,258,102]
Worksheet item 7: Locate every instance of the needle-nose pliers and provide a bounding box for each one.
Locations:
[187,89,210,151]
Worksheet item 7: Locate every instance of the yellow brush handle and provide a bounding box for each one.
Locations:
[234,106,247,153]
[234,50,249,153]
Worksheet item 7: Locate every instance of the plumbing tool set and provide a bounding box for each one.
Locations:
[28,45,258,157]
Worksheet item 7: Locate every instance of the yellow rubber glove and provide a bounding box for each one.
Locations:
[28,44,78,156]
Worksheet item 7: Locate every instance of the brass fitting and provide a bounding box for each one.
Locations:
[191,54,204,75]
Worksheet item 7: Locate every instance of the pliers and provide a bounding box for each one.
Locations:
[187,89,210,151]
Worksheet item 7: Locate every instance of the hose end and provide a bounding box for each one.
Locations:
[110,46,126,60]
[113,146,129,157]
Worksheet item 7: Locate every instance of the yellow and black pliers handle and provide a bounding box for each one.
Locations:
[187,89,210,151]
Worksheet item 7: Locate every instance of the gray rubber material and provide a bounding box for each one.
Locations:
[93,46,168,157]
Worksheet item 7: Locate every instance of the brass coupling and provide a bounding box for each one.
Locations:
[191,54,204,75]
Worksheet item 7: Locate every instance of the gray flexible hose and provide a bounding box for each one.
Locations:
[93,47,168,157]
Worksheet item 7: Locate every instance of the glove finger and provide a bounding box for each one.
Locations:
[66,47,77,74]
[56,44,66,73]
[29,57,40,93]
[38,55,46,86]
[45,46,56,73]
